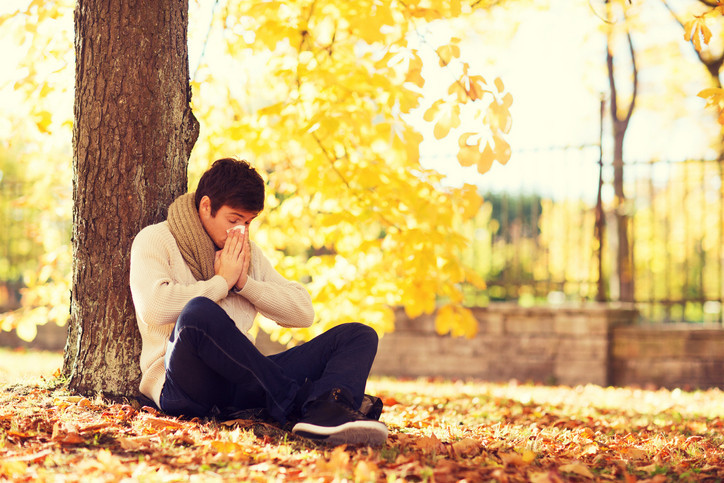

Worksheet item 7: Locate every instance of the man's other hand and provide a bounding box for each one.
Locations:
[234,227,251,292]
[215,229,244,290]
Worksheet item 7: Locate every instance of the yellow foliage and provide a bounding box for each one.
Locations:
[698,87,724,125]
[435,304,478,338]
[684,17,712,53]
[2,0,509,342]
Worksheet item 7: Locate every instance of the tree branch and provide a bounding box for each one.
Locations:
[623,30,637,126]
[661,0,724,86]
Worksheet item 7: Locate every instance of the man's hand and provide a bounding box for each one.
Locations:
[214,229,245,291]
[234,227,252,292]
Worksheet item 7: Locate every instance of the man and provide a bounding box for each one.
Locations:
[129,158,387,446]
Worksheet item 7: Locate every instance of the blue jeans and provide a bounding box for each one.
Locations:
[159,297,378,423]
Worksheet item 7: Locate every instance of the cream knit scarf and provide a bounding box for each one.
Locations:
[167,192,216,281]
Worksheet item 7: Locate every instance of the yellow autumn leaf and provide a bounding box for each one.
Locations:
[468,75,489,101]
[457,132,481,167]
[699,87,724,101]
[35,110,52,134]
[478,143,496,174]
[432,103,461,139]
[684,18,712,52]
[457,145,480,167]
[459,183,483,219]
[423,99,443,122]
[494,135,512,165]
[464,267,487,290]
[405,52,425,88]
[435,304,478,338]
[437,43,461,66]
[448,81,468,103]
[697,87,724,125]
[494,76,505,93]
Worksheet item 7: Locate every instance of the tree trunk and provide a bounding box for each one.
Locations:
[605,3,637,303]
[64,0,199,397]
[612,123,634,302]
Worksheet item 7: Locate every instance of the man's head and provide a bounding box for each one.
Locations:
[195,158,264,248]
[195,158,265,215]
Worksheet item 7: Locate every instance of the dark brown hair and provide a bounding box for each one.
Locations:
[195,158,265,215]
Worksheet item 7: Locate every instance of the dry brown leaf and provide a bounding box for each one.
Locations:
[142,415,185,431]
[51,422,84,445]
[500,451,526,467]
[639,476,667,483]
[79,422,111,433]
[529,471,564,483]
[451,438,482,458]
[415,433,444,454]
[5,449,53,464]
[559,462,595,479]
[117,434,156,451]
[623,447,647,461]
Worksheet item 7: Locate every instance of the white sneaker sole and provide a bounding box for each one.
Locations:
[292,420,388,446]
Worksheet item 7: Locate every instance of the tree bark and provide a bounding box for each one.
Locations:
[65,0,199,397]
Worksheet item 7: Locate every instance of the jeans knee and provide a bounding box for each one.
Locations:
[344,322,379,349]
[177,297,226,332]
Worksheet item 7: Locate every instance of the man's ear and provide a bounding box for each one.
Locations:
[199,195,212,218]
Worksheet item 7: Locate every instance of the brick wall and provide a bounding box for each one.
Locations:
[4,303,724,389]
[611,325,724,389]
[371,304,638,387]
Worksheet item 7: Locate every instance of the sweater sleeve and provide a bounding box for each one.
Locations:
[237,243,315,328]
[130,224,229,326]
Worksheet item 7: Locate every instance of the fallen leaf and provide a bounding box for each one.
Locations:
[210,440,246,454]
[500,451,526,467]
[316,446,350,474]
[79,422,111,433]
[529,471,564,483]
[117,434,156,451]
[415,433,444,454]
[5,449,52,464]
[142,415,185,431]
[353,459,378,481]
[559,462,595,479]
[639,476,667,483]
[6,430,33,440]
[623,447,647,461]
[51,422,85,445]
[452,438,482,458]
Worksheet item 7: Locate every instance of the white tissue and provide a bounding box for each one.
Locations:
[226,225,246,234]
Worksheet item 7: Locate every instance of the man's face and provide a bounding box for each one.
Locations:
[198,196,259,249]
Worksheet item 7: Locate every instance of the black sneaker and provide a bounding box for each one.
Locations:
[291,388,388,446]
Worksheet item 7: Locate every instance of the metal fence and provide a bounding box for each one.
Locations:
[459,147,724,325]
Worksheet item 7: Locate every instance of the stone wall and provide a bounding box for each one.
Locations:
[4,303,724,389]
[611,325,724,389]
[370,304,638,387]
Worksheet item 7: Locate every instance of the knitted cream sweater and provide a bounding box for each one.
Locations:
[129,221,315,406]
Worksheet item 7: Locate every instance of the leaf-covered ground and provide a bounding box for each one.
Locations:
[1,350,724,481]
